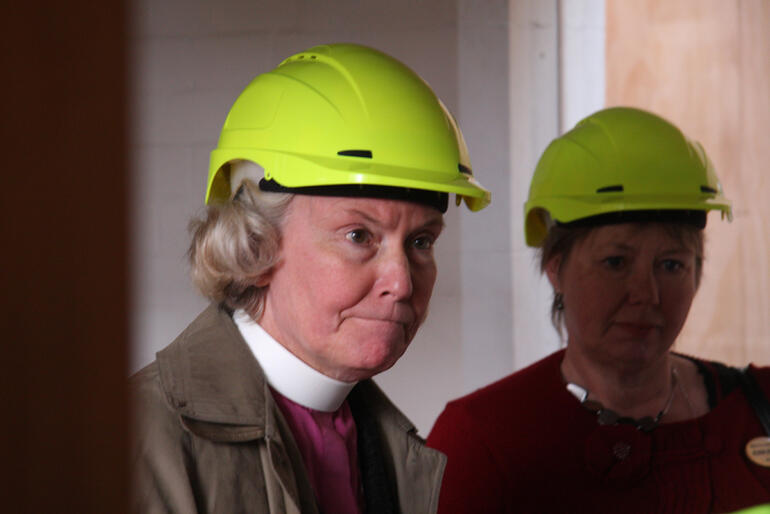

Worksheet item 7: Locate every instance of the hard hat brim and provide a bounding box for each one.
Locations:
[525,194,733,247]
[208,149,491,211]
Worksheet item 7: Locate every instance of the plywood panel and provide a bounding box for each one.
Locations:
[606,0,770,365]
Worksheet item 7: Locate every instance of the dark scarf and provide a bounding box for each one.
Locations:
[348,384,397,514]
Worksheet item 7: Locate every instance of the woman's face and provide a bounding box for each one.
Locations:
[546,223,699,370]
[258,195,444,382]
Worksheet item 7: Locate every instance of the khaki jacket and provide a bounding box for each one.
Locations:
[131,304,446,513]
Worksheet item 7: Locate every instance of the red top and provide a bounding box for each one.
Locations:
[427,350,770,513]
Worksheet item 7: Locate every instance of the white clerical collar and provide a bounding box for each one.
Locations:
[233,309,356,412]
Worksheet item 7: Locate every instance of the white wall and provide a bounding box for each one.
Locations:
[559,0,605,132]
[506,0,606,373]
[130,0,605,435]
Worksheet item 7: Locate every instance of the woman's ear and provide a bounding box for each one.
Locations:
[254,272,272,288]
[255,254,284,288]
[544,255,562,291]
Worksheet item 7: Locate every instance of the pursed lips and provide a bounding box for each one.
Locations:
[339,310,417,332]
[351,315,414,326]
[341,305,416,326]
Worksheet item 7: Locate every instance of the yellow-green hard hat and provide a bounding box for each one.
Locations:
[727,504,770,514]
[207,43,490,211]
[524,107,732,246]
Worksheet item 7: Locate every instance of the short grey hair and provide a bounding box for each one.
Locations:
[188,178,293,319]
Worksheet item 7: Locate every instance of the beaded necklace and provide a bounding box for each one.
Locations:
[566,367,679,432]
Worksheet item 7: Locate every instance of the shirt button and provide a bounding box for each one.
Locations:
[613,441,632,460]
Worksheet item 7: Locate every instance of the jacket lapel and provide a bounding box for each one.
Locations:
[155,304,317,513]
[355,380,447,514]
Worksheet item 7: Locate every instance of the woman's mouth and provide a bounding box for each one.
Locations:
[613,322,659,337]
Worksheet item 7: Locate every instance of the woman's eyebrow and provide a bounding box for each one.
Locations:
[658,246,693,255]
[343,208,445,231]
[600,242,691,254]
[600,242,634,251]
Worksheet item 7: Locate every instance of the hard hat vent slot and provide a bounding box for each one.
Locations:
[701,185,717,194]
[597,185,623,193]
[458,164,472,175]
[337,150,373,158]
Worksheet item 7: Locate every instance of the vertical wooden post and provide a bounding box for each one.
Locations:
[0,1,128,511]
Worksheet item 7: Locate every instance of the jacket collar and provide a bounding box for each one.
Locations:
[156,304,269,437]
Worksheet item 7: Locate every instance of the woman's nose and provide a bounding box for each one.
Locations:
[627,267,660,305]
[377,247,413,300]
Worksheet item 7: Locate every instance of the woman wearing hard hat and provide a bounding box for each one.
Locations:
[428,107,770,512]
[130,43,490,513]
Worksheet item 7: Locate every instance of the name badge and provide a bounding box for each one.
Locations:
[746,437,770,467]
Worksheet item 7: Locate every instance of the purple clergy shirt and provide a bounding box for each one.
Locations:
[272,388,364,514]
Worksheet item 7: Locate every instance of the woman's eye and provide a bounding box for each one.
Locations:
[602,256,625,270]
[346,229,372,245]
[661,259,684,272]
[412,236,434,251]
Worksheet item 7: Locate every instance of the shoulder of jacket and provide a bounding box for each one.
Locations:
[130,362,184,431]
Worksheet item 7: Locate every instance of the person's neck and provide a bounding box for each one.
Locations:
[561,345,674,421]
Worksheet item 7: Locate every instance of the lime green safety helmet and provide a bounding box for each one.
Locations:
[727,505,770,514]
[206,43,490,212]
[524,107,732,247]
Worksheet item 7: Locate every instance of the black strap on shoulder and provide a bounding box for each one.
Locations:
[708,361,770,436]
[710,361,742,399]
[693,358,720,409]
[737,367,770,436]
[348,384,397,514]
